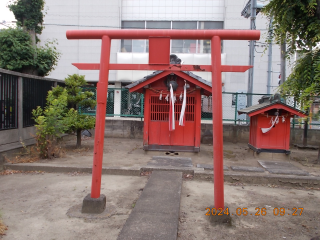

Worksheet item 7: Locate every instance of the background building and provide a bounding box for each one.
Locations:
[40,0,286,95]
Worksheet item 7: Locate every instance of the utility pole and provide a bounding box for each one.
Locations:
[247,0,257,107]
[267,17,273,94]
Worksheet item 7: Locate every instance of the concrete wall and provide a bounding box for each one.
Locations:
[104,119,320,146]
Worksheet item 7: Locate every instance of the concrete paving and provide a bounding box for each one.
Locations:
[230,166,264,172]
[258,160,309,176]
[117,171,182,240]
[196,163,229,170]
[149,156,193,168]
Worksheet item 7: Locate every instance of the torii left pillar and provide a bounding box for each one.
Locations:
[81,35,111,213]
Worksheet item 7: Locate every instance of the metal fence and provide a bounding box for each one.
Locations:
[0,73,19,130]
[79,87,144,119]
[79,88,271,123]
[201,92,272,124]
[23,78,55,127]
[0,68,62,131]
[79,87,320,128]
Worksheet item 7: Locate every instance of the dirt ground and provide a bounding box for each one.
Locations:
[9,135,320,176]
[0,172,147,240]
[0,172,319,240]
[178,180,320,240]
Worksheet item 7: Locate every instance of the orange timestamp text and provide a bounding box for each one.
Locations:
[205,207,304,216]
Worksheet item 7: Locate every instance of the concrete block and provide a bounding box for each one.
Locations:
[81,194,106,214]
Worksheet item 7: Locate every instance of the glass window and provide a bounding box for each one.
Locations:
[203,21,224,29]
[121,21,146,52]
[172,21,197,29]
[146,21,171,29]
[122,21,145,29]
[199,21,224,53]
[121,39,132,52]
[132,40,146,52]
[172,21,197,53]
[119,21,224,53]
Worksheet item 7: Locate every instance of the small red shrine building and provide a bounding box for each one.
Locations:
[238,94,306,154]
[126,55,212,152]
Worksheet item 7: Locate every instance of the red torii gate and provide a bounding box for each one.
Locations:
[66,29,260,210]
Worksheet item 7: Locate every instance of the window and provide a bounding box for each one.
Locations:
[121,21,146,52]
[199,21,224,53]
[172,21,197,53]
[146,21,171,29]
[120,21,224,53]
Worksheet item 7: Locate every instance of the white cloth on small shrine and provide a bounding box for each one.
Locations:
[169,84,175,131]
[179,83,187,126]
[261,115,279,133]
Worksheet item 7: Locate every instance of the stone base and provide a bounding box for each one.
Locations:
[81,194,106,214]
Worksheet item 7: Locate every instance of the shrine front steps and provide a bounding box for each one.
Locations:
[117,171,182,240]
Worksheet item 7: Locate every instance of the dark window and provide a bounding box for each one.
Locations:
[146,21,171,29]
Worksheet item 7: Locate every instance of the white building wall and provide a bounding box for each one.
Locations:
[121,0,224,21]
[39,0,288,96]
[40,0,121,81]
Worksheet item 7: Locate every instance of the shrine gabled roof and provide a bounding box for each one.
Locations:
[125,70,212,93]
[125,70,164,89]
[238,100,306,117]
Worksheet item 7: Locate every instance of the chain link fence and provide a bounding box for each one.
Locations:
[79,87,320,128]
[79,87,144,119]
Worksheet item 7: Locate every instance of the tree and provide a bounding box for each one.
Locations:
[263,0,320,162]
[9,0,45,45]
[0,28,60,76]
[32,89,69,158]
[52,74,96,148]
[32,74,96,157]
[2,0,60,76]
[263,0,320,54]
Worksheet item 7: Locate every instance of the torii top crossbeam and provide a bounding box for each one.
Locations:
[66,29,260,210]
[67,29,259,40]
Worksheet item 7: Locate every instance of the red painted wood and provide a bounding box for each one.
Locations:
[147,91,196,147]
[72,63,253,73]
[247,103,306,118]
[194,90,201,148]
[67,29,260,40]
[91,35,111,198]
[211,36,224,209]
[249,114,293,151]
[149,37,170,65]
[143,90,150,146]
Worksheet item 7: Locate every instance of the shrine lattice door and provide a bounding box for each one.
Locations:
[148,93,197,147]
